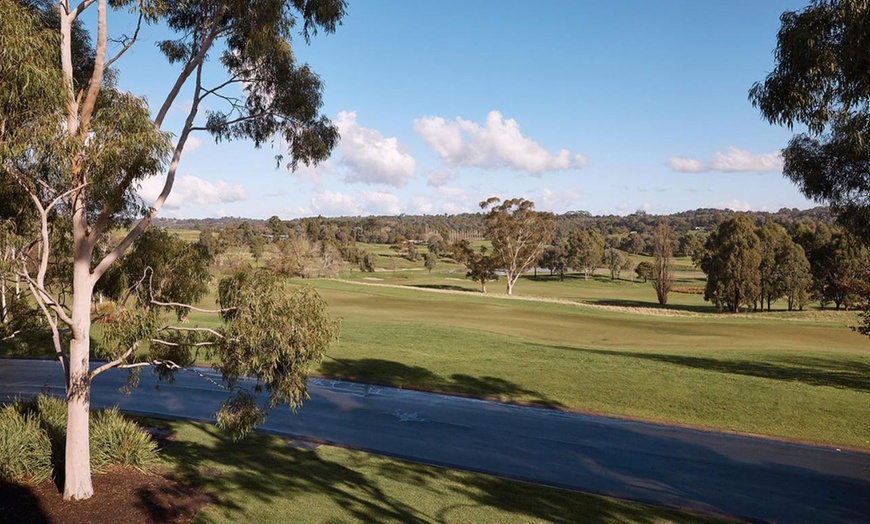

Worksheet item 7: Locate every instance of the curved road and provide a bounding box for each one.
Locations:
[1,359,868,523]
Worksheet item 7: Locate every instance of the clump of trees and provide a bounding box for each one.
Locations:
[697,217,860,313]
[450,240,499,293]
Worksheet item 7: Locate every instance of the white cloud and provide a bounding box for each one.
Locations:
[721,199,753,212]
[309,190,362,216]
[335,111,416,187]
[414,110,587,175]
[181,135,202,155]
[540,188,583,212]
[363,191,402,215]
[411,196,434,214]
[425,168,459,187]
[668,147,783,173]
[666,156,704,173]
[138,174,246,210]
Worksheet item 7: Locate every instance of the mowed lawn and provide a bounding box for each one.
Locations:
[299,275,870,450]
[157,419,722,524]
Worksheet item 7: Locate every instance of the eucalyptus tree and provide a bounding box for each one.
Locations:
[750,0,870,242]
[567,229,604,280]
[450,240,500,293]
[481,198,554,295]
[701,216,762,313]
[2,0,346,500]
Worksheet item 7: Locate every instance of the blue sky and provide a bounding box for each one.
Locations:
[111,1,814,219]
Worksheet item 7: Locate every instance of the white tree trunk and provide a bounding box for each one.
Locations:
[1,274,7,323]
[63,246,95,500]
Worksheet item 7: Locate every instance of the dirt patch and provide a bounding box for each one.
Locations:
[0,468,212,524]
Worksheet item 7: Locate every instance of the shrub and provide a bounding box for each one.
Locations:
[0,404,53,483]
[90,407,159,472]
[1,395,158,482]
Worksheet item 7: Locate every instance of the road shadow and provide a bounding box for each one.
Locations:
[546,345,870,393]
[319,358,565,408]
[154,420,715,524]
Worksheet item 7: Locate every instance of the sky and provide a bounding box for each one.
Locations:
[106,0,816,219]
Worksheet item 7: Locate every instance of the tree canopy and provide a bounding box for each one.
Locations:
[481,197,553,295]
[1,0,346,500]
[750,0,870,241]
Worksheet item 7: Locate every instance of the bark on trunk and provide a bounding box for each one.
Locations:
[64,224,95,500]
[63,324,93,499]
[1,275,7,323]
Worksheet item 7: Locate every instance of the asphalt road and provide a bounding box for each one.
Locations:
[1,359,868,524]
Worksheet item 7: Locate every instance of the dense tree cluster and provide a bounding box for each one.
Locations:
[699,217,863,313]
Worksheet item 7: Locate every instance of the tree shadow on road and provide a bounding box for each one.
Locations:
[318,357,565,408]
[153,419,717,523]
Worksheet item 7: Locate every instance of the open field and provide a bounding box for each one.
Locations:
[293,277,870,450]
[153,418,722,523]
[4,238,868,450]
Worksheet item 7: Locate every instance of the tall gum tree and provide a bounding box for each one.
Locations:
[3,0,346,500]
[480,197,554,296]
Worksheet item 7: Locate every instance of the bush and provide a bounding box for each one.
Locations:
[0,404,53,483]
[90,407,158,472]
[0,395,158,483]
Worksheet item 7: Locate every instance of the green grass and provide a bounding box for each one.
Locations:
[5,249,868,450]
[152,419,722,524]
[302,278,870,449]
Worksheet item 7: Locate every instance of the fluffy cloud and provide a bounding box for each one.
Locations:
[138,174,246,210]
[539,188,583,212]
[414,110,587,175]
[668,147,783,173]
[721,199,753,212]
[181,135,202,155]
[309,190,362,216]
[306,190,405,216]
[363,191,402,215]
[335,111,416,187]
[425,168,459,187]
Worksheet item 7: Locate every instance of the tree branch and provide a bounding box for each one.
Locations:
[151,300,236,314]
[104,11,143,69]
[77,0,107,131]
[92,50,210,282]
[154,17,223,129]
[149,339,217,347]
[160,325,224,339]
[70,0,96,21]
[90,342,137,378]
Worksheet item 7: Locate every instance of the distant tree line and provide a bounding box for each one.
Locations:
[161,205,867,312]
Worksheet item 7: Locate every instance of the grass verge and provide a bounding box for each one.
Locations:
[153,419,725,524]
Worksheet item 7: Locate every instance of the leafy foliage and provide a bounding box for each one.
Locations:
[652,218,674,304]
[218,268,337,413]
[0,404,53,484]
[450,240,500,293]
[89,407,159,472]
[98,228,212,320]
[481,197,554,295]
[567,229,604,280]
[0,396,158,483]
[750,0,870,241]
[701,216,762,313]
